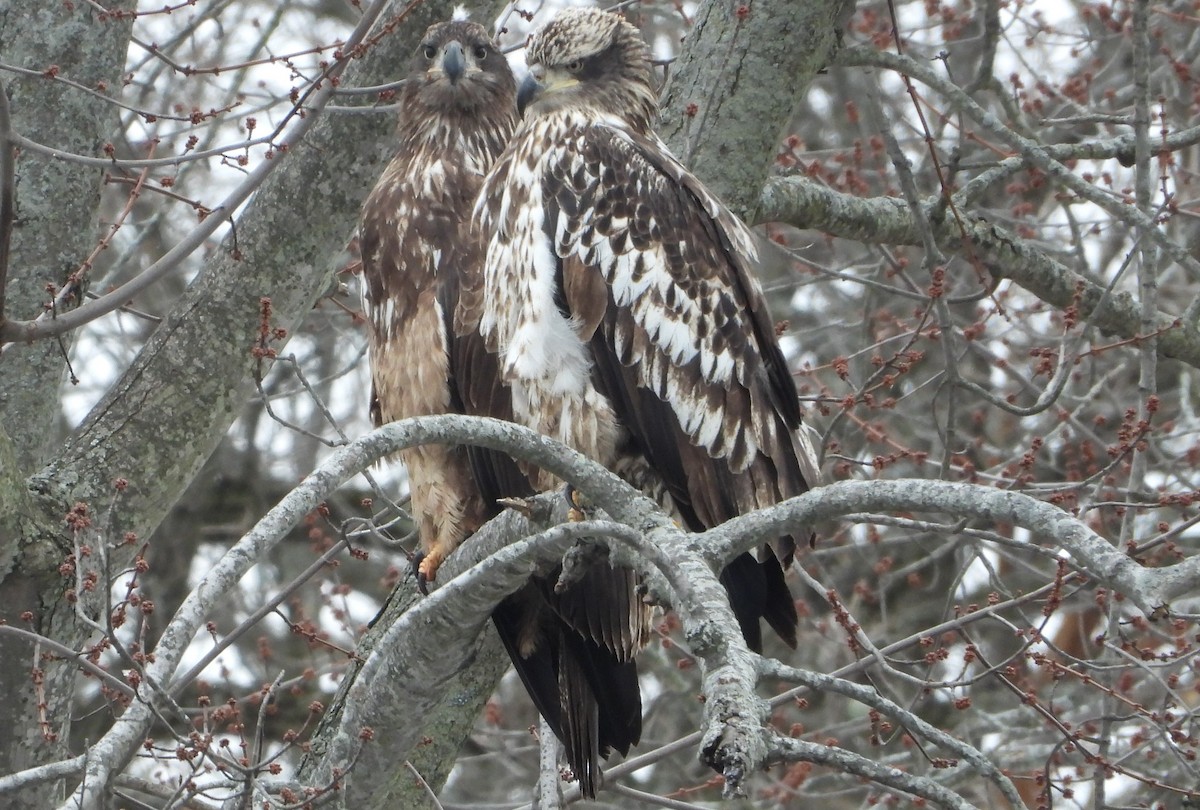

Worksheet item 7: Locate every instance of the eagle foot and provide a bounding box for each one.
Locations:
[412,548,446,595]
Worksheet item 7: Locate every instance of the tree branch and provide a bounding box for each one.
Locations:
[755,176,1200,370]
[0,78,13,322]
[705,478,1193,617]
[766,735,978,809]
[836,45,1200,304]
[760,658,1024,806]
[55,415,671,807]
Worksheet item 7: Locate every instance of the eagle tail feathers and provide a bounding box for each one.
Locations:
[491,581,642,800]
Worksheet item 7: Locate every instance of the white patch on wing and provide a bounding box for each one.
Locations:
[380,298,395,338]
[481,111,795,474]
[422,160,446,195]
[480,116,632,466]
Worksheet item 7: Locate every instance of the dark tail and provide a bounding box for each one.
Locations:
[491,586,641,798]
[720,550,798,653]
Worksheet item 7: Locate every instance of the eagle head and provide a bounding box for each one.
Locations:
[403,21,515,118]
[517,8,656,130]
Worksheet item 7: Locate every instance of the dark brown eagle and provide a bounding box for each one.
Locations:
[359,19,648,798]
[477,8,821,653]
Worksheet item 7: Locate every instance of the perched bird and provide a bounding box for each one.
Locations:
[361,19,518,584]
[477,6,820,658]
[359,19,647,798]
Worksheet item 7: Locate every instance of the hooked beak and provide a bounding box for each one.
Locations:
[517,68,579,117]
[517,72,542,117]
[442,41,465,84]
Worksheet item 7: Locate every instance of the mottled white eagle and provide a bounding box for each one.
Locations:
[478,8,820,655]
[359,20,647,799]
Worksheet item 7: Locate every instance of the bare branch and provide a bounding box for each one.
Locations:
[765,735,977,809]
[759,658,1023,805]
[0,78,13,321]
[706,478,1193,617]
[755,177,1200,371]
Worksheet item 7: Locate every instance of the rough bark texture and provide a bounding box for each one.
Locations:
[299,579,512,808]
[658,0,853,219]
[0,2,136,471]
[0,5,137,805]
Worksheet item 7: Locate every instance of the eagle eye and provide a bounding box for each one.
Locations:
[473,45,488,60]
[422,44,437,59]
[565,59,584,73]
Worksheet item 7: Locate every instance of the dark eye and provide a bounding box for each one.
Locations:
[565,59,584,73]
[422,45,437,59]
[473,45,488,60]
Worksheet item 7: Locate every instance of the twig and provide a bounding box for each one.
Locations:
[837,46,1200,306]
[760,659,1024,806]
[168,537,351,698]
[0,78,13,321]
[765,735,977,809]
[0,0,382,352]
[536,716,561,809]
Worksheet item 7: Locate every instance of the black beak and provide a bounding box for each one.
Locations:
[517,72,542,117]
[442,41,465,84]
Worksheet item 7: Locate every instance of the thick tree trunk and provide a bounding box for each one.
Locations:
[0,0,479,803]
[659,0,854,220]
[0,1,136,470]
[0,4,137,806]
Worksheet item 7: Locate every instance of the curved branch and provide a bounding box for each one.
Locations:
[57,415,669,808]
[766,735,978,810]
[755,176,1200,370]
[307,520,673,793]
[760,658,1023,806]
[705,478,1192,617]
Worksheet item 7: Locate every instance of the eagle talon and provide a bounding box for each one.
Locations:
[413,548,447,595]
[411,550,431,595]
[564,483,589,522]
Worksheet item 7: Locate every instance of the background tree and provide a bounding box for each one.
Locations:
[1,0,1198,808]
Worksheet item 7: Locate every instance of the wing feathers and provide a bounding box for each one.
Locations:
[536,121,816,649]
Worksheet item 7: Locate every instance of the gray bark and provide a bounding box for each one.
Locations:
[658,0,853,219]
[0,1,136,471]
[298,575,512,809]
[0,5,137,806]
[208,416,1169,806]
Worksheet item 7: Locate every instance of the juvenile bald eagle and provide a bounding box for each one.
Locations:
[478,8,820,653]
[360,20,647,799]
[361,20,517,582]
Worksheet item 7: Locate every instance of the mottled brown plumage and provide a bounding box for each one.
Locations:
[359,19,646,799]
[478,8,821,653]
[361,20,517,582]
